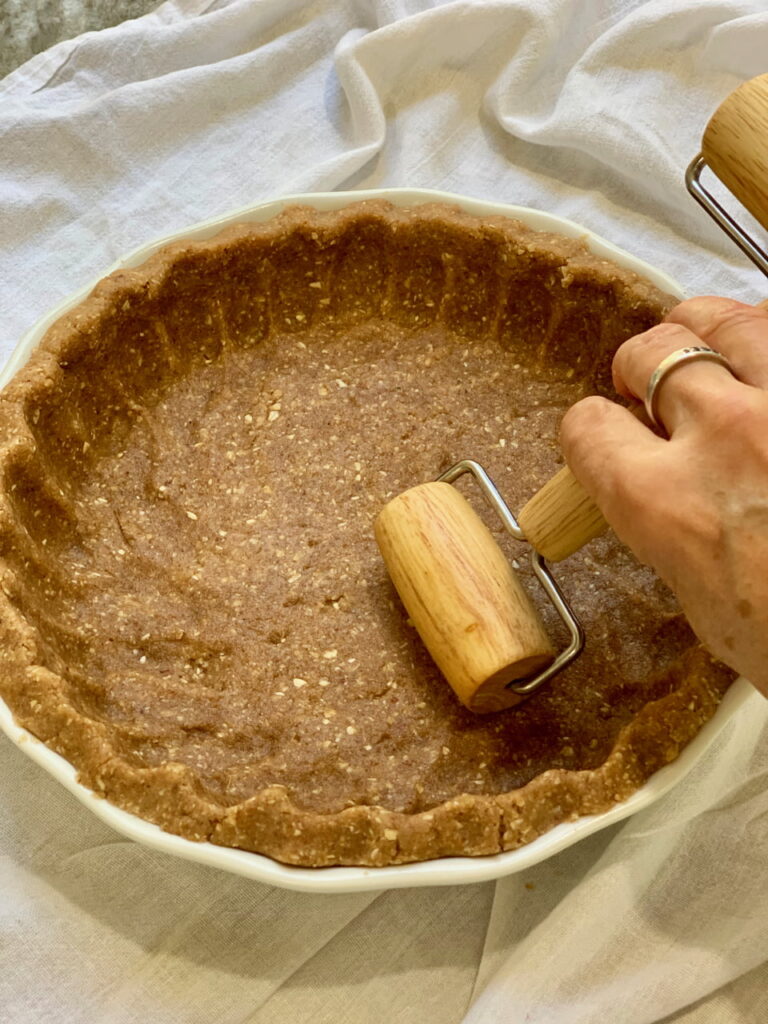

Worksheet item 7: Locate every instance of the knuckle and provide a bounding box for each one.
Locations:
[665,295,737,324]
[615,322,691,371]
[667,296,766,338]
[710,305,768,339]
[633,321,691,348]
[560,396,612,453]
[613,322,695,397]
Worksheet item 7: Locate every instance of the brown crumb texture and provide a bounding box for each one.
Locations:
[0,201,735,866]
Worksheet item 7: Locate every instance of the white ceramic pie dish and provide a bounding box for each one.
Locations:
[0,188,754,893]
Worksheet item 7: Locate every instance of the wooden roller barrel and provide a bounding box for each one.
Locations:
[375,481,556,713]
[702,73,768,236]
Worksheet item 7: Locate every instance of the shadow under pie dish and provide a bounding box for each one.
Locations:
[0,192,741,877]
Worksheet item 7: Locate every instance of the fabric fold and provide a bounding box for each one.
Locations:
[1,2,767,1022]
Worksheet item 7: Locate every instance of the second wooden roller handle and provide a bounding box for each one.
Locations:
[375,482,555,713]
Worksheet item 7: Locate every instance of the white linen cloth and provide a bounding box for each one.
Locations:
[1,2,767,1021]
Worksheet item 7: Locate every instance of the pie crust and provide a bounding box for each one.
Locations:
[0,202,734,866]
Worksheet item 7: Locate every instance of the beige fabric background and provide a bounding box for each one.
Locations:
[0,2,767,1021]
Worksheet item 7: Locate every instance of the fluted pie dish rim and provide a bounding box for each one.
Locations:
[0,188,751,891]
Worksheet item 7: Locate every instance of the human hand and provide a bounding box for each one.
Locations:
[561,297,768,697]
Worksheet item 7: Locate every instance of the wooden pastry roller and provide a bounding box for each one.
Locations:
[376,461,593,713]
[376,73,768,715]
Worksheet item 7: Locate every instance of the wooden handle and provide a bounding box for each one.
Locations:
[702,74,768,234]
[517,465,607,562]
[516,284,766,562]
[375,482,555,713]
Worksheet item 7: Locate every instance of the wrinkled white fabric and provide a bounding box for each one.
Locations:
[1,2,767,1022]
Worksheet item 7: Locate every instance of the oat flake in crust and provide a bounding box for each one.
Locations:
[0,202,734,867]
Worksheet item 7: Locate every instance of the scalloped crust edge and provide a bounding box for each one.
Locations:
[0,201,734,867]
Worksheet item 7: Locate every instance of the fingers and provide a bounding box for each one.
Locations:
[665,297,768,388]
[560,396,662,522]
[610,296,768,436]
[572,296,768,550]
[612,320,746,435]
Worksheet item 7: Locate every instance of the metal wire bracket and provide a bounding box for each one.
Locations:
[437,459,585,697]
[686,154,768,278]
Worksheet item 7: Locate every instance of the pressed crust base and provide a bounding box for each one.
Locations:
[0,202,734,866]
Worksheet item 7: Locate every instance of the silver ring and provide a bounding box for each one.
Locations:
[644,346,735,429]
